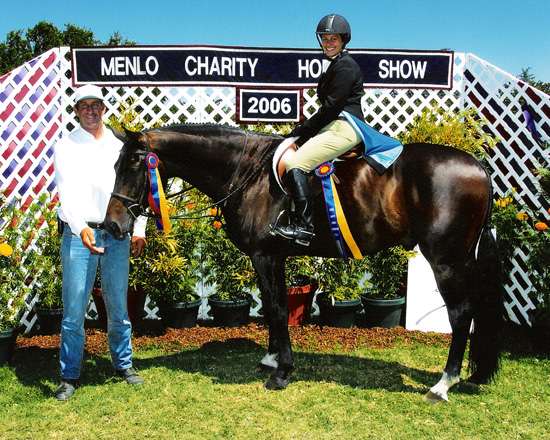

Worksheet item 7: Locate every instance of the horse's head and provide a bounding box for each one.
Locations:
[104,128,151,239]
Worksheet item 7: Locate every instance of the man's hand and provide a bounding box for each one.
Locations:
[131,236,146,257]
[80,227,104,254]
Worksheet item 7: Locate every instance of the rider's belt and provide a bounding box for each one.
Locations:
[61,220,104,231]
[87,221,104,229]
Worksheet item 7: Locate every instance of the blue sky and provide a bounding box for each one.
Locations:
[2,0,549,81]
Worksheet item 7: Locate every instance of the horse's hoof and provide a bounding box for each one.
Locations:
[424,390,449,404]
[466,374,487,385]
[256,363,276,374]
[264,375,289,390]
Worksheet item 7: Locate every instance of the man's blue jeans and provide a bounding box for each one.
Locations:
[60,226,133,380]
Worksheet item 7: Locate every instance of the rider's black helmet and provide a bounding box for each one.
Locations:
[316,14,351,47]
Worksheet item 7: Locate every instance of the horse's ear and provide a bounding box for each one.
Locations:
[123,127,140,141]
[110,126,126,142]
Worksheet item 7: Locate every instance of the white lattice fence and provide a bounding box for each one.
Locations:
[0,48,62,331]
[2,48,549,331]
[462,53,550,325]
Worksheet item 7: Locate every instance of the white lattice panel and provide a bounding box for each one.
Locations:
[463,53,550,325]
[0,48,63,331]
[2,48,549,331]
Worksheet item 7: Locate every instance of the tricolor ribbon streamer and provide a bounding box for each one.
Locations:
[146,152,172,234]
[315,162,363,259]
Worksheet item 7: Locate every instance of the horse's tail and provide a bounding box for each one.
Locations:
[468,173,504,384]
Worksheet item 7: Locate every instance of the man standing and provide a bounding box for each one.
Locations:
[53,84,147,401]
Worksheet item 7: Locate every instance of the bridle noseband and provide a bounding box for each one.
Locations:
[111,149,150,220]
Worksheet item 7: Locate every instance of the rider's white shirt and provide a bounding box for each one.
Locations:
[54,126,146,237]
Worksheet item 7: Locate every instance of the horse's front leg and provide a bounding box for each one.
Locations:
[254,258,279,373]
[251,255,294,389]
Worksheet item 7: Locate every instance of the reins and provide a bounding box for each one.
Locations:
[122,131,276,222]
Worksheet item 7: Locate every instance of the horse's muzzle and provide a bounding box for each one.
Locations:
[104,219,128,241]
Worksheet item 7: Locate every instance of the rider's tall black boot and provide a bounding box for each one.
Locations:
[270,168,315,246]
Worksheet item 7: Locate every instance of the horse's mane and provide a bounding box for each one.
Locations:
[145,122,282,141]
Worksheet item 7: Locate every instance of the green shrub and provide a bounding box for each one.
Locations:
[129,190,202,303]
[397,105,497,159]
[316,258,369,302]
[491,192,550,320]
[34,199,62,308]
[0,193,50,330]
[365,246,415,299]
[200,224,256,302]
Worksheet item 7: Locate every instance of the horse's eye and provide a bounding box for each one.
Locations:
[129,153,142,164]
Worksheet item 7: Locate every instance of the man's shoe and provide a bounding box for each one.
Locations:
[115,367,144,385]
[55,380,77,401]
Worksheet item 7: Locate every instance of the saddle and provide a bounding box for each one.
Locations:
[272,137,363,194]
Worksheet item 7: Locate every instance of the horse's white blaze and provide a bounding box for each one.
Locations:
[426,372,460,402]
[260,352,279,368]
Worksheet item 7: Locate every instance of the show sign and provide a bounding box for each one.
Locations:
[72,46,454,89]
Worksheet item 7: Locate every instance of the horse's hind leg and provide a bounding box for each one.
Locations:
[250,255,294,389]
[424,259,475,403]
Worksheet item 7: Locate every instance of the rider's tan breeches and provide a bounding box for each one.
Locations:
[285,119,361,172]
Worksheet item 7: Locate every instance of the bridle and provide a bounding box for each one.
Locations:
[111,132,275,222]
[110,150,150,220]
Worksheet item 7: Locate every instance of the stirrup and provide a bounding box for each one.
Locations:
[294,231,315,247]
[270,224,315,246]
[269,210,288,236]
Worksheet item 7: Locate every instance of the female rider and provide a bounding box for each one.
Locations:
[271,13,365,246]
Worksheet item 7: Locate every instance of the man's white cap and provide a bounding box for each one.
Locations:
[73,84,104,104]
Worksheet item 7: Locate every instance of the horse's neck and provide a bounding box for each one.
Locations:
[156,131,242,200]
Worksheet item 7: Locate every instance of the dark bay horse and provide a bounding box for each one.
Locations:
[105,123,503,402]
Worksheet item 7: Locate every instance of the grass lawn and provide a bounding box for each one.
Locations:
[1,324,549,439]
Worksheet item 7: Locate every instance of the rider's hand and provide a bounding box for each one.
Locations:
[80,227,104,254]
[131,236,146,257]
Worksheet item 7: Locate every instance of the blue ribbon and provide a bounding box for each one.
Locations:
[146,153,162,230]
[315,162,348,258]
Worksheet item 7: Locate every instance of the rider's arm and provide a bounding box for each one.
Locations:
[293,56,360,142]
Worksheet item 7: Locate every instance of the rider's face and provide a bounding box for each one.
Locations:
[321,33,343,58]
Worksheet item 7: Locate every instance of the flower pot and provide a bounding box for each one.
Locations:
[208,297,250,327]
[318,296,362,328]
[361,296,406,328]
[35,306,63,335]
[157,298,202,328]
[287,283,316,326]
[0,327,17,365]
[92,286,146,330]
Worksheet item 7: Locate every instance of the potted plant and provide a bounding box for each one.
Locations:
[316,257,368,328]
[362,246,415,328]
[34,201,64,335]
[285,255,318,325]
[129,216,201,328]
[201,220,255,327]
[0,193,45,362]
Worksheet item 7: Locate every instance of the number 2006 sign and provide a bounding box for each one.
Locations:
[237,89,301,123]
